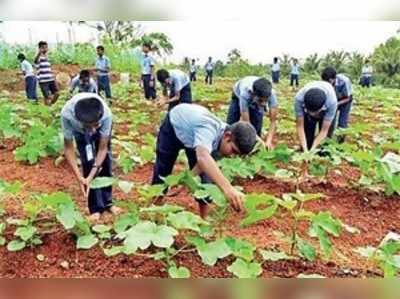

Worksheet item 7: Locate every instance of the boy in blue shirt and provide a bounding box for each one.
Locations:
[95,45,112,101]
[140,43,157,100]
[156,69,192,111]
[335,73,353,142]
[17,53,37,102]
[205,57,214,85]
[152,104,258,218]
[69,70,98,95]
[290,59,300,89]
[227,76,278,150]
[189,59,197,82]
[271,57,280,84]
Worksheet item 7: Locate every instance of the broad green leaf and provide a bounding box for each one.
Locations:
[167,211,208,232]
[297,238,316,262]
[241,193,278,227]
[227,258,262,278]
[56,204,77,230]
[0,236,6,246]
[15,226,37,241]
[138,184,165,200]
[199,184,227,207]
[259,249,294,262]
[162,173,185,187]
[140,204,184,215]
[117,180,134,194]
[113,213,138,234]
[90,177,117,189]
[225,237,256,262]
[7,240,26,251]
[187,236,232,266]
[168,265,191,278]
[92,224,112,234]
[311,212,342,237]
[103,246,124,257]
[77,234,99,250]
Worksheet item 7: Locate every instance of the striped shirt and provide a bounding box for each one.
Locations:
[36,55,55,83]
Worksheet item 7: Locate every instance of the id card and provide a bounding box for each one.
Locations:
[85,144,94,161]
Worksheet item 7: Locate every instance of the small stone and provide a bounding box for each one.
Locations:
[36,254,45,262]
[60,260,70,270]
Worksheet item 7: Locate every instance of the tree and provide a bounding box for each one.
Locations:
[227,48,242,64]
[346,52,366,80]
[372,37,400,77]
[78,21,173,56]
[302,53,321,75]
[321,50,349,73]
[279,54,292,76]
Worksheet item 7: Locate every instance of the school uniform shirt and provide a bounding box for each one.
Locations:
[362,65,373,77]
[70,75,98,93]
[20,60,35,78]
[271,63,280,72]
[141,53,155,75]
[95,56,111,77]
[291,64,300,75]
[336,74,352,99]
[61,93,112,141]
[36,55,55,83]
[169,69,190,93]
[205,62,214,71]
[294,81,338,122]
[190,64,197,73]
[169,103,226,154]
[233,76,278,114]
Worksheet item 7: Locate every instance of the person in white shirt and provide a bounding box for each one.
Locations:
[204,57,214,85]
[271,57,280,84]
[189,59,197,82]
[361,60,373,88]
[290,59,300,89]
[17,53,37,102]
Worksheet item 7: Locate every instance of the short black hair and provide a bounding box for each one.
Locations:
[143,42,152,50]
[156,69,170,84]
[227,122,257,155]
[17,53,25,61]
[273,57,278,63]
[321,67,337,82]
[191,59,195,63]
[79,69,90,79]
[74,97,104,124]
[253,78,272,98]
[96,45,105,51]
[365,59,370,64]
[38,41,47,48]
[304,88,327,112]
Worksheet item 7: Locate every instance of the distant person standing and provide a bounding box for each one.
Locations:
[205,57,214,85]
[69,70,98,95]
[189,59,197,82]
[360,60,373,88]
[335,73,353,142]
[271,57,280,84]
[34,41,59,106]
[290,59,300,89]
[140,43,157,100]
[95,45,112,101]
[17,53,37,102]
[156,69,192,111]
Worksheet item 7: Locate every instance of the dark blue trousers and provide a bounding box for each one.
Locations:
[304,113,336,150]
[97,75,112,99]
[360,76,371,88]
[152,115,213,203]
[75,131,113,214]
[205,70,213,85]
[168,83,192,111]
[190,72,197,82]
[272,71,280,84]
[337,95,353,129]
[25,76,37,101]
[290,74,299,87]
[226,93,264,136]
[142,74,157,100]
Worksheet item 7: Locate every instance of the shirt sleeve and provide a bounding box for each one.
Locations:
[323,89,338,121]
[174,77,183,93]
[90,79,98,93]
[238,87,251,113]
[193,125,217,153]
[98,116,112,138]
[61,117,74,140]
[69,77,78,92]
[294,90,306,118]
[268,91,278,110]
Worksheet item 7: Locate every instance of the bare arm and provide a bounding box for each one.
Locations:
[265,108,278,149]
[311,120,331,151]
[296,117,308,152]
[85,137,110,182]
[337,96,351,106]
[195,146,243,211]
[64,139,82,179]
[165,90,181,104]
[240,111,250,122]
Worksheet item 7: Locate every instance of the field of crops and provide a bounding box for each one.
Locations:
[1,69,400,278]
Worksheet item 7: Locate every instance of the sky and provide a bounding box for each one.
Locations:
[0,21,399,64]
